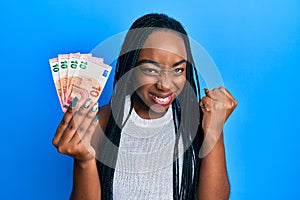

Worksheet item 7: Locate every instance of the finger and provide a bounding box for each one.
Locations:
[204,88,220,100]
[71,99,94,136]
[58,117,79,147]
[218,87,237,121]
[219,86,237,106]
[207,88,233,110]
[67,102,98,149]
[52,98,79,147]
[57,132,82,155]
[67,131,82,149]
[58,99,96,150]
[81,114,99,149]
[200,96,213,112]
[82,115,99,158]
[75,102,98,140]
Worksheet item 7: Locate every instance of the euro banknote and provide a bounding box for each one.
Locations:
[49,53,111,112]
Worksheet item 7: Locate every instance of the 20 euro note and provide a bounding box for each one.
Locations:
[64,55,111,112]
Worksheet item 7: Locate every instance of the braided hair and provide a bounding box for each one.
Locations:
[97,13,204,200]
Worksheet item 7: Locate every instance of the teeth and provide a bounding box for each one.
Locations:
[153,95,171,103]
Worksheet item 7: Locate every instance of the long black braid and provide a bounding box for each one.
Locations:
[97,13,204,200]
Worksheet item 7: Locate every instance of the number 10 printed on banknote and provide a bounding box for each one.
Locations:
[49,53,112,112]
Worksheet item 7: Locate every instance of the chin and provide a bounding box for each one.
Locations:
[149,103,170,114]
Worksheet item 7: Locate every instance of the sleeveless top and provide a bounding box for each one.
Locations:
[112,96,184,200]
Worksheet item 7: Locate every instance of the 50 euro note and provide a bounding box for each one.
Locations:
[64,56,111,112]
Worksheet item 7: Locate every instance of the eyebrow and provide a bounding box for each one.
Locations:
[136,59,187,68]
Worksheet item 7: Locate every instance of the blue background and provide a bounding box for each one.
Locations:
[0,0,299,199]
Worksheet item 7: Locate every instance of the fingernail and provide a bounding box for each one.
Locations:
[93,115,99,121]
[71,97,78,108]
[91,103,98,112]
[84,98,92,108]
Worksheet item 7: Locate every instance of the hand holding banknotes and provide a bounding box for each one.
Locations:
[52,97,99,163]
[50,52,112,163]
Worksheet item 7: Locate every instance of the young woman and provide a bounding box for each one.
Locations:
[52,13,237,200]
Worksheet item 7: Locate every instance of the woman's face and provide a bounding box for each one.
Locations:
[133,30,187,119]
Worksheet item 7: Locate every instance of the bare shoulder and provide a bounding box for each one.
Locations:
[97,104,111,132]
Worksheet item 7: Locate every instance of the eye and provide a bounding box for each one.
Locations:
[140,67,160,76]
[173,68,185,75]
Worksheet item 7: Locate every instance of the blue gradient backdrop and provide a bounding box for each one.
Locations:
[0,0,299,199]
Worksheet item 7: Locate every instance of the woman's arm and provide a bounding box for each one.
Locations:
[197,132,230,200]
[197,87,237,200]
[70,159,101,200]
[53,98,111,200]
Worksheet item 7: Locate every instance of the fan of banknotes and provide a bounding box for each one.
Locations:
[49,53,112,112]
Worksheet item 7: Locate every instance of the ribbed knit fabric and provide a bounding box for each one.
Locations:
[113,96,183,200]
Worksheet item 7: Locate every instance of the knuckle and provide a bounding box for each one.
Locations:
[57,145,65,154]
[65,147,73,154]
[85,129,92,135]
[231,100,238,107]
[213,103,218,110]
[78,126,86,133]
[230,101,235,107]
[56,124,63,132]
[234,100,238,106]
[202,96,209,102]
[68,123,76,131]
[78,107,88,116]
[86,127,95,135]
[86,113,94,120]
[61,119,67,126]
[52,138,58,147]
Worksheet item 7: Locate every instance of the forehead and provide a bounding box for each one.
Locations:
[140,30,187,59]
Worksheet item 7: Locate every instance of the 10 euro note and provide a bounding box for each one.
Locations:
[67,56,111,110]
[58,54,70,105]
[65,53,92,106]
[49,57,64,110]
[49,53,111,112]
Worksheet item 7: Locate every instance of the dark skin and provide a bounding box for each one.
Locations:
[52,31,237,200]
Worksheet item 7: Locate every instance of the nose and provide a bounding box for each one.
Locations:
[156,73,173,91]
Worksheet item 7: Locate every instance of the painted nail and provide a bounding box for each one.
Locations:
[91,103,98,112]
[84,98,92,108]
[93,115,99,121]
[71,97,78,108]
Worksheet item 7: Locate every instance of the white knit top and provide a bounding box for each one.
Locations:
[113,96,184,200]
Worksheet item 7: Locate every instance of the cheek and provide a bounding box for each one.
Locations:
[135,85,147,93]
[173,74,186,91]
[133,72,157,90]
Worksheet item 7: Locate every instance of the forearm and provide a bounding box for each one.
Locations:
[197,132,230,200]
[70,159,101,200]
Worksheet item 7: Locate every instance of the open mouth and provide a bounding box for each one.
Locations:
[149,92,173,106]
